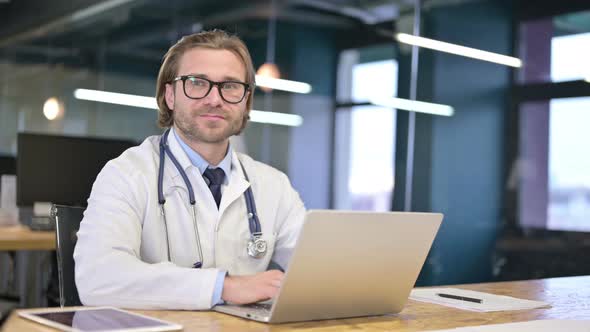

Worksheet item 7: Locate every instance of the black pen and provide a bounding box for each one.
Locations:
[436,293,483,304]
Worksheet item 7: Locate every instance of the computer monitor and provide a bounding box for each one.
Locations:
[0,155,16,175]
[17,133,136,207]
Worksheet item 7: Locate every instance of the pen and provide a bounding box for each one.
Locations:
[436,293,483,304]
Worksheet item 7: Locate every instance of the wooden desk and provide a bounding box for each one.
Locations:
[0,226,55,251]
[3,276,590,331]
[0,226,56,307]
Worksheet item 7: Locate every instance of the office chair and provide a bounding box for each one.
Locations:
[51,204,85,307]
[0,294,18,325]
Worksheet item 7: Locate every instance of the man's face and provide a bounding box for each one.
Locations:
[165,48,249,144]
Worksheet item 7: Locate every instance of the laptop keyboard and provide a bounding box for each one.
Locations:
[248,302,272,311]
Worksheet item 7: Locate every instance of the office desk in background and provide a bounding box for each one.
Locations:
[0,226,56,308]
[3,276,590,331]
[0,226,55,251]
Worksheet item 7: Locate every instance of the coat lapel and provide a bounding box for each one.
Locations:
[218,152,250,217]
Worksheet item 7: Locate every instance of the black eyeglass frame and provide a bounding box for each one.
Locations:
[170,75,252,104]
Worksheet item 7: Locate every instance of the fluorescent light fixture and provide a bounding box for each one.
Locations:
[395,33,522,68]
[73,88,303,127]
[370,96,454,117]
[74,88,158,109]
[250,110,303,127]
[255,75,312,94]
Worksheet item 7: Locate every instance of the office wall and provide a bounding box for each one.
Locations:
[395,0,512,285]
[288,25,336,209]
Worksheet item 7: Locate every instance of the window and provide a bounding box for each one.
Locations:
[551,32,590,82]
[548,97,590,231]
[334,49,397,211]
[517,10,590,232]
[518,11,590,84]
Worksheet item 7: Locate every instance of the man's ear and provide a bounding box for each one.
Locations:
[165,83,175,111]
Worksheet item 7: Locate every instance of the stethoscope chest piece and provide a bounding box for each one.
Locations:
[247,234,267,259]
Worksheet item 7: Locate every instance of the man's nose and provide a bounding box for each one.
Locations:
[202,85,223,106]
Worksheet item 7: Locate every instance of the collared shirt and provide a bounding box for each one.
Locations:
[171,127,230,306]
[173,128,232,185]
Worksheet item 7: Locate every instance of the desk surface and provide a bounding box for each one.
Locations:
[3,276,590,332]
[0,226,55,251]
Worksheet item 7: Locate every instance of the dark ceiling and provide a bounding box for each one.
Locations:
[0,0,411,74]
[1,0,589,79]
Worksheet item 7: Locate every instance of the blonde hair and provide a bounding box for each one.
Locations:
[155,29,255,132]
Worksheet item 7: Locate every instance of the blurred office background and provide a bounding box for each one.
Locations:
[1,0,590,314]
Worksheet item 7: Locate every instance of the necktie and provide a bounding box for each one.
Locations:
[203,168,225,208]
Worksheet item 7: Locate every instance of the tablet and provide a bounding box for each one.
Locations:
[18,307,182,332]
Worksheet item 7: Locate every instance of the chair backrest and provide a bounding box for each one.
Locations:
[51,204,85,307]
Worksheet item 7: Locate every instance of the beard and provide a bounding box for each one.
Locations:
[173,106,243,144]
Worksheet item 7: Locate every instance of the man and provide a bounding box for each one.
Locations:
[74,30,306,310]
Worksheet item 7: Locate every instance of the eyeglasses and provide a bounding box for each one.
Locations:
[171,75,251,104]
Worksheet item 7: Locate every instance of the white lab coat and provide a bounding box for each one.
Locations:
[73,132,306,310]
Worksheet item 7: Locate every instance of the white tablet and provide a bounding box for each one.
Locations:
[18,307,183,332]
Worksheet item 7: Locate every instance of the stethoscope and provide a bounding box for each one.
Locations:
[157,128,267,268]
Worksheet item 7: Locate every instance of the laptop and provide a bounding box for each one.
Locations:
[213,210,443,323]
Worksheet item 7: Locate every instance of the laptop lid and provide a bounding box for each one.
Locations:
[266,210,442,323]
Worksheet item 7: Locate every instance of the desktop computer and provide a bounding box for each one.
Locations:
[0,156,16,176]
[16,133,136,229]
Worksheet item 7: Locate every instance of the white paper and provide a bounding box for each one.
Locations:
[410,287,550,312]
[424,319,590,332]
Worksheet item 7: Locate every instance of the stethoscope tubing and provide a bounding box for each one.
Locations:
[157,128,263,267]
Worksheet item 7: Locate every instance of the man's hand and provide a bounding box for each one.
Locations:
[221,270,284,305]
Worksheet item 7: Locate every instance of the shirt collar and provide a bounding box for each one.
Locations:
[172,127,232,184]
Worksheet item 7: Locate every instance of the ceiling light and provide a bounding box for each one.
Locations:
[74,89,157,109]
[256,63,281,93]
[255,76,312,94]
[43,97,64,120]
[395,33,522,68]
[370,96,454,117]
[250,110,303,127]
